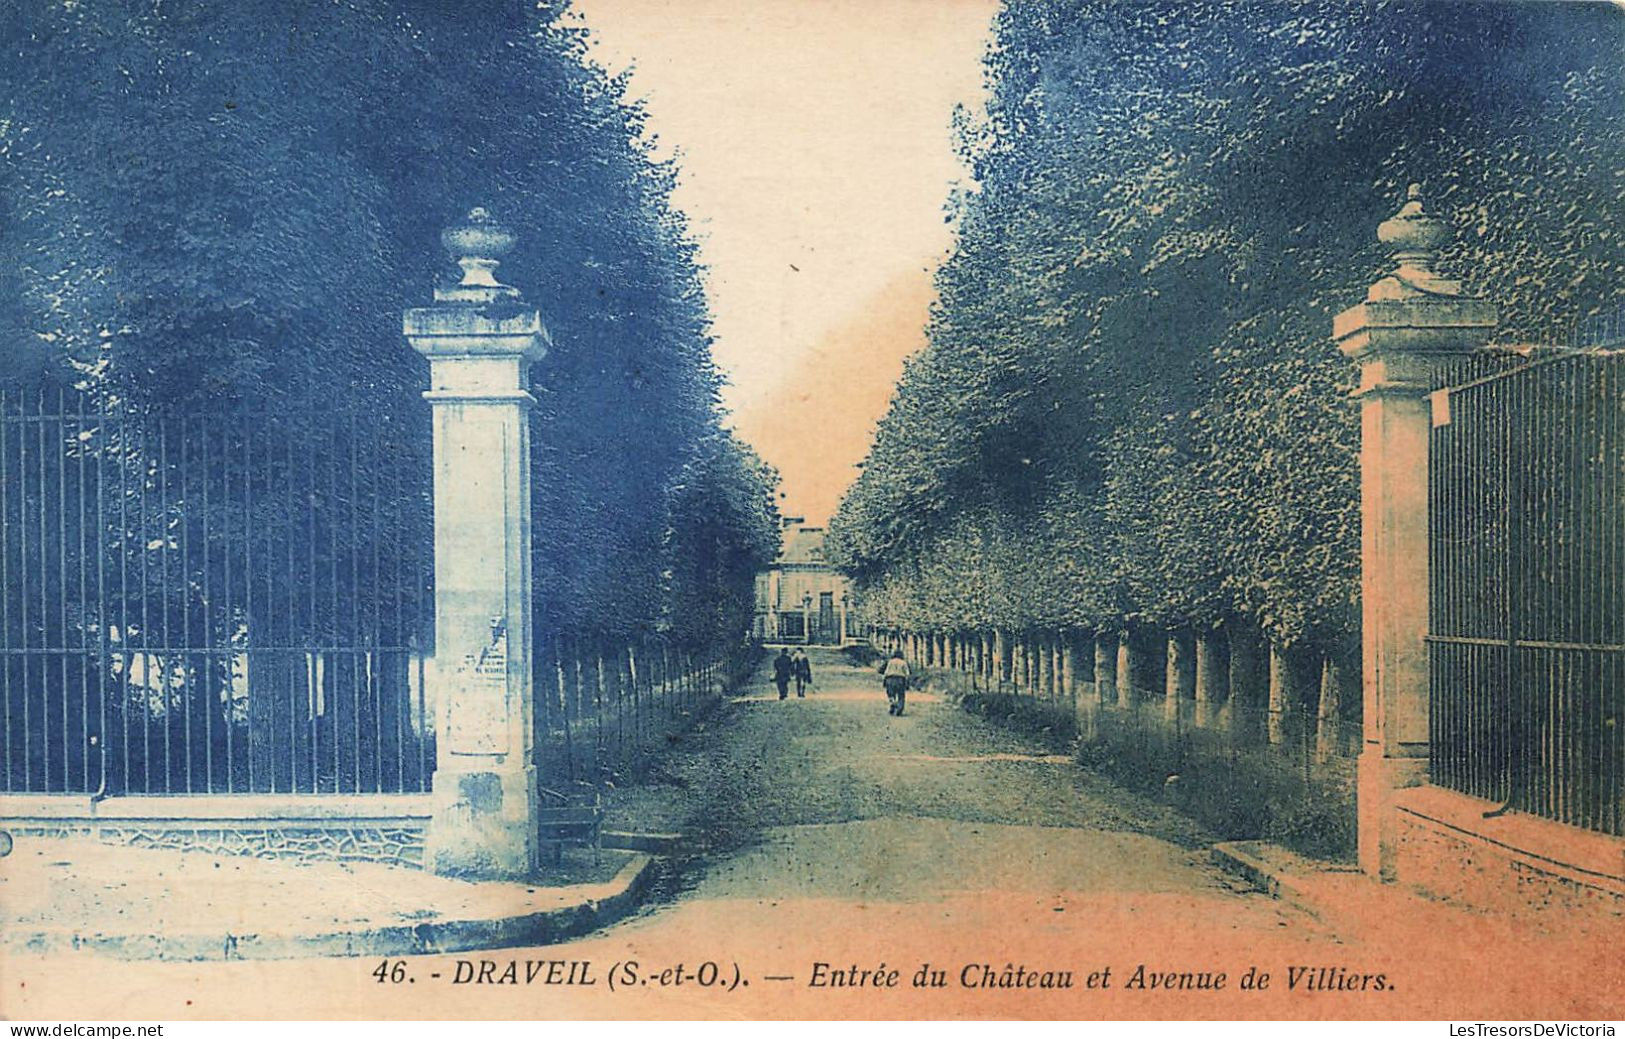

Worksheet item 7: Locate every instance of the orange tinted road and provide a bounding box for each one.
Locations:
[4,649,1616,1019]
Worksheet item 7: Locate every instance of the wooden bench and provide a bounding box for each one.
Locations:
[537,787,604,864]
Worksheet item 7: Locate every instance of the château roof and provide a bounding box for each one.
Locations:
[776,526,830,568]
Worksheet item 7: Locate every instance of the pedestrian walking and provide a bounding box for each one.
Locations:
[881,649,910,716]
[773,647,793,700]
[792,647,813,697]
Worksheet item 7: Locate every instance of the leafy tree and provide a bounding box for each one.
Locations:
[0,0,768,670]
[664,433,782,649]
[830,0,1623,654]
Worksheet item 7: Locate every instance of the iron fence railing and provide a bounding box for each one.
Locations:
[532,634,727,786]
[1571,305,1625,351]
[1429,350,1623,836]
[0,386,435,796]
[912,650,1362,861]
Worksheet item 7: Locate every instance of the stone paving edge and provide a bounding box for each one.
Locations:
[4,853,659,962]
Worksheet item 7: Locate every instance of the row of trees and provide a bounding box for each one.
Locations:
[830,0,1623,658]
[0,0,781,652]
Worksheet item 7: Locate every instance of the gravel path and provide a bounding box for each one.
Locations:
[614,647,1241,903]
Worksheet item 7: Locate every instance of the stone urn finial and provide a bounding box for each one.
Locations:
[439,207,520,302]
[1367,183,1462,301]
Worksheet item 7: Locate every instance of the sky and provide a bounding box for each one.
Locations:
[570,0,998,524]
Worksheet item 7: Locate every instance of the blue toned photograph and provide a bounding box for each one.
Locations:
[0,0,1620,1027]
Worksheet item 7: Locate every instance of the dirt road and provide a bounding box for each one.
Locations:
[3,647,1615,1020]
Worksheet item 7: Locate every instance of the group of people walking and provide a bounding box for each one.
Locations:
[770,646,914,717]
[772,647,814,699]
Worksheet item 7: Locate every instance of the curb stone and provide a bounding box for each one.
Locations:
[601,831,687,855]
[1211,839,1360,921]
[6,853,659,962]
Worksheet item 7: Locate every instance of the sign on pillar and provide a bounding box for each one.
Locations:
[404,208,549,879]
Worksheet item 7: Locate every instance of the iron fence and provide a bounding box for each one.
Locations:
[1429,349,1623,836]
[532,634,726,786]
[0,386,435,796]
[1571,305,1625,351]
[916,649,1362,861]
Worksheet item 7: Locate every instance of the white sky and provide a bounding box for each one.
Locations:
[570,0,997,523]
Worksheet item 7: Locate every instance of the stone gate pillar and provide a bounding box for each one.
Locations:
[405,208,550,879]
[1333,185,1496,879]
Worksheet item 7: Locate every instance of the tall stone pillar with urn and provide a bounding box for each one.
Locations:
[405,209,550,878]
[1333,186,1496,879]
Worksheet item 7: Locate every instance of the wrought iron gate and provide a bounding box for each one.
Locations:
[1428,349,1623,836]
[0,386,435,796]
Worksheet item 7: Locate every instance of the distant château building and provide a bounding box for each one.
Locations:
[753,517,862,645]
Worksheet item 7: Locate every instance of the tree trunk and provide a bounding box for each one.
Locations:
[1225,620,1265,740]
[1316,652,1359,761]
[1061,637,1078,710]
[1194,630,1226,727]
[1267,641,1299,746]
[1166,633,1194,724]
[1094,632,1117,705]
[1115,633,1134,705]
